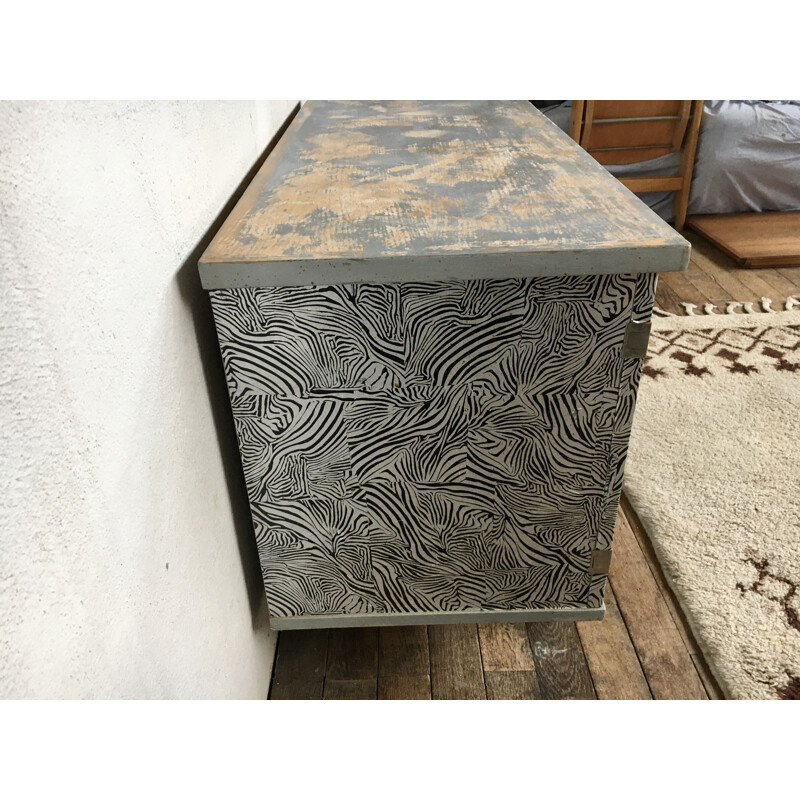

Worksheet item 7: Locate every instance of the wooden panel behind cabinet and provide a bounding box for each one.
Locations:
[687,212,800,268]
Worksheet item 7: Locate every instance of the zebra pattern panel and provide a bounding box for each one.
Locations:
[210,274,640,620]
[588,272,657,607]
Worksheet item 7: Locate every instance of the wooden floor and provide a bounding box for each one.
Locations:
[269,499,721,700]
[267,232,800,701]
[656,230,800,315]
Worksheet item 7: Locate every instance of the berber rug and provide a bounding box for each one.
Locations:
[623,306,800,699]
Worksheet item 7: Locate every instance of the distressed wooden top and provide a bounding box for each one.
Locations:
[200,101,689,288]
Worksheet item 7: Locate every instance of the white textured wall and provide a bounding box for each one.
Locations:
[0,100,297,698]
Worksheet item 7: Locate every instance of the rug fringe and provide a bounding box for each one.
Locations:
[654,295,800,316]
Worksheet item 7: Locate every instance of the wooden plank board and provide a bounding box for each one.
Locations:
[688,240,799,308]
[678,249,784,313]
[608,510,708,700]
[269,630,329,700]
[429,624,486,700]
[687,211,800,267]
[659,268,707,310]
[773,266,800,291]
[621,176,683,193]
[324,627,378,699]
[378,675,431,700]
[478,623,541,700]
[620,496,698,657]
[378,625,429,677]
[748,255,800,268]
[725,264,787,303]
[576,583,652,700]
[199,101,689,289]
[485,672,540,700]
[579,102,685,166]
[688,253,760,305]
[477,623,537,671]
[692,655,726,700]
[655,273,685,315]
[526,622,596,700]
[378,626,431,700]
[324,680,376,700]
[751,267,800,298]
[590,146,674,166]
[621,496,725,698]
[685,229,785,301]
[683,258,733,303]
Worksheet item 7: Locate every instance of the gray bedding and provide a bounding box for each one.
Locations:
[544,101,800,222]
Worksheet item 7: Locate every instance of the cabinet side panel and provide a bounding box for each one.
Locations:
[211,276,639,621]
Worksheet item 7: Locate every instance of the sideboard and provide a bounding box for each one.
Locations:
[199,100,689,629]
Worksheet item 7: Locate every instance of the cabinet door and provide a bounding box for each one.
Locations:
[467,275,637,609]
[211,275,637,621]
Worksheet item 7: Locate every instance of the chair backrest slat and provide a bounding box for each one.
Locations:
[567,99,704,231]
[583,117,684,154]
[577,101,691,163]
[587,100,684,120]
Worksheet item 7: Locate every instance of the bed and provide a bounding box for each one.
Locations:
[542,101,800,223]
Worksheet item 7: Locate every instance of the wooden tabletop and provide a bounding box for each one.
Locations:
[200,101,689,288]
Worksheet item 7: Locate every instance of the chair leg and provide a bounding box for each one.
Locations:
[673,100,704,233]
[568,101,585,143]
[673,186,689,232]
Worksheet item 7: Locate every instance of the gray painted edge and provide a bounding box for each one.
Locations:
[197,102,314,270]
[199,244,689,290]
[269,604,606,630]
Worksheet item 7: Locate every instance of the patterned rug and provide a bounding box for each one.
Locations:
[623,308,800,699]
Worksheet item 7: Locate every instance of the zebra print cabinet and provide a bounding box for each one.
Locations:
[200,101,689,629]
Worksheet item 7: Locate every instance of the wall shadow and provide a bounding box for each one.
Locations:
[175,103,300,627]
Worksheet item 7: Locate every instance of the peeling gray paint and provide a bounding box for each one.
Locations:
[200,101,689,288]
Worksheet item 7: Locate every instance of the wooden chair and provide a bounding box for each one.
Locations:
[569,100,703,231]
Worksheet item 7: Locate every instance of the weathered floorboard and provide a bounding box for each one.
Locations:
[269,630,329,700]
[478,622,541,700]
[683,257,731,302]
[485,671,540,700]
[324,628,378,700]
[379,626,429,677]
[527,622,596,700]
[609,511,708,700]
[576,583,652,700]
[692,655,726,700]
[655,275,685,315]
[689,254,755,305]
[378,626,431,700]
[478,623,537,671]
[659,268,707,310]
[621,495,725,698]
[429,624,486,700]
[621,495,699,656]
[324,679,376,700]
[379,675,431,700]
